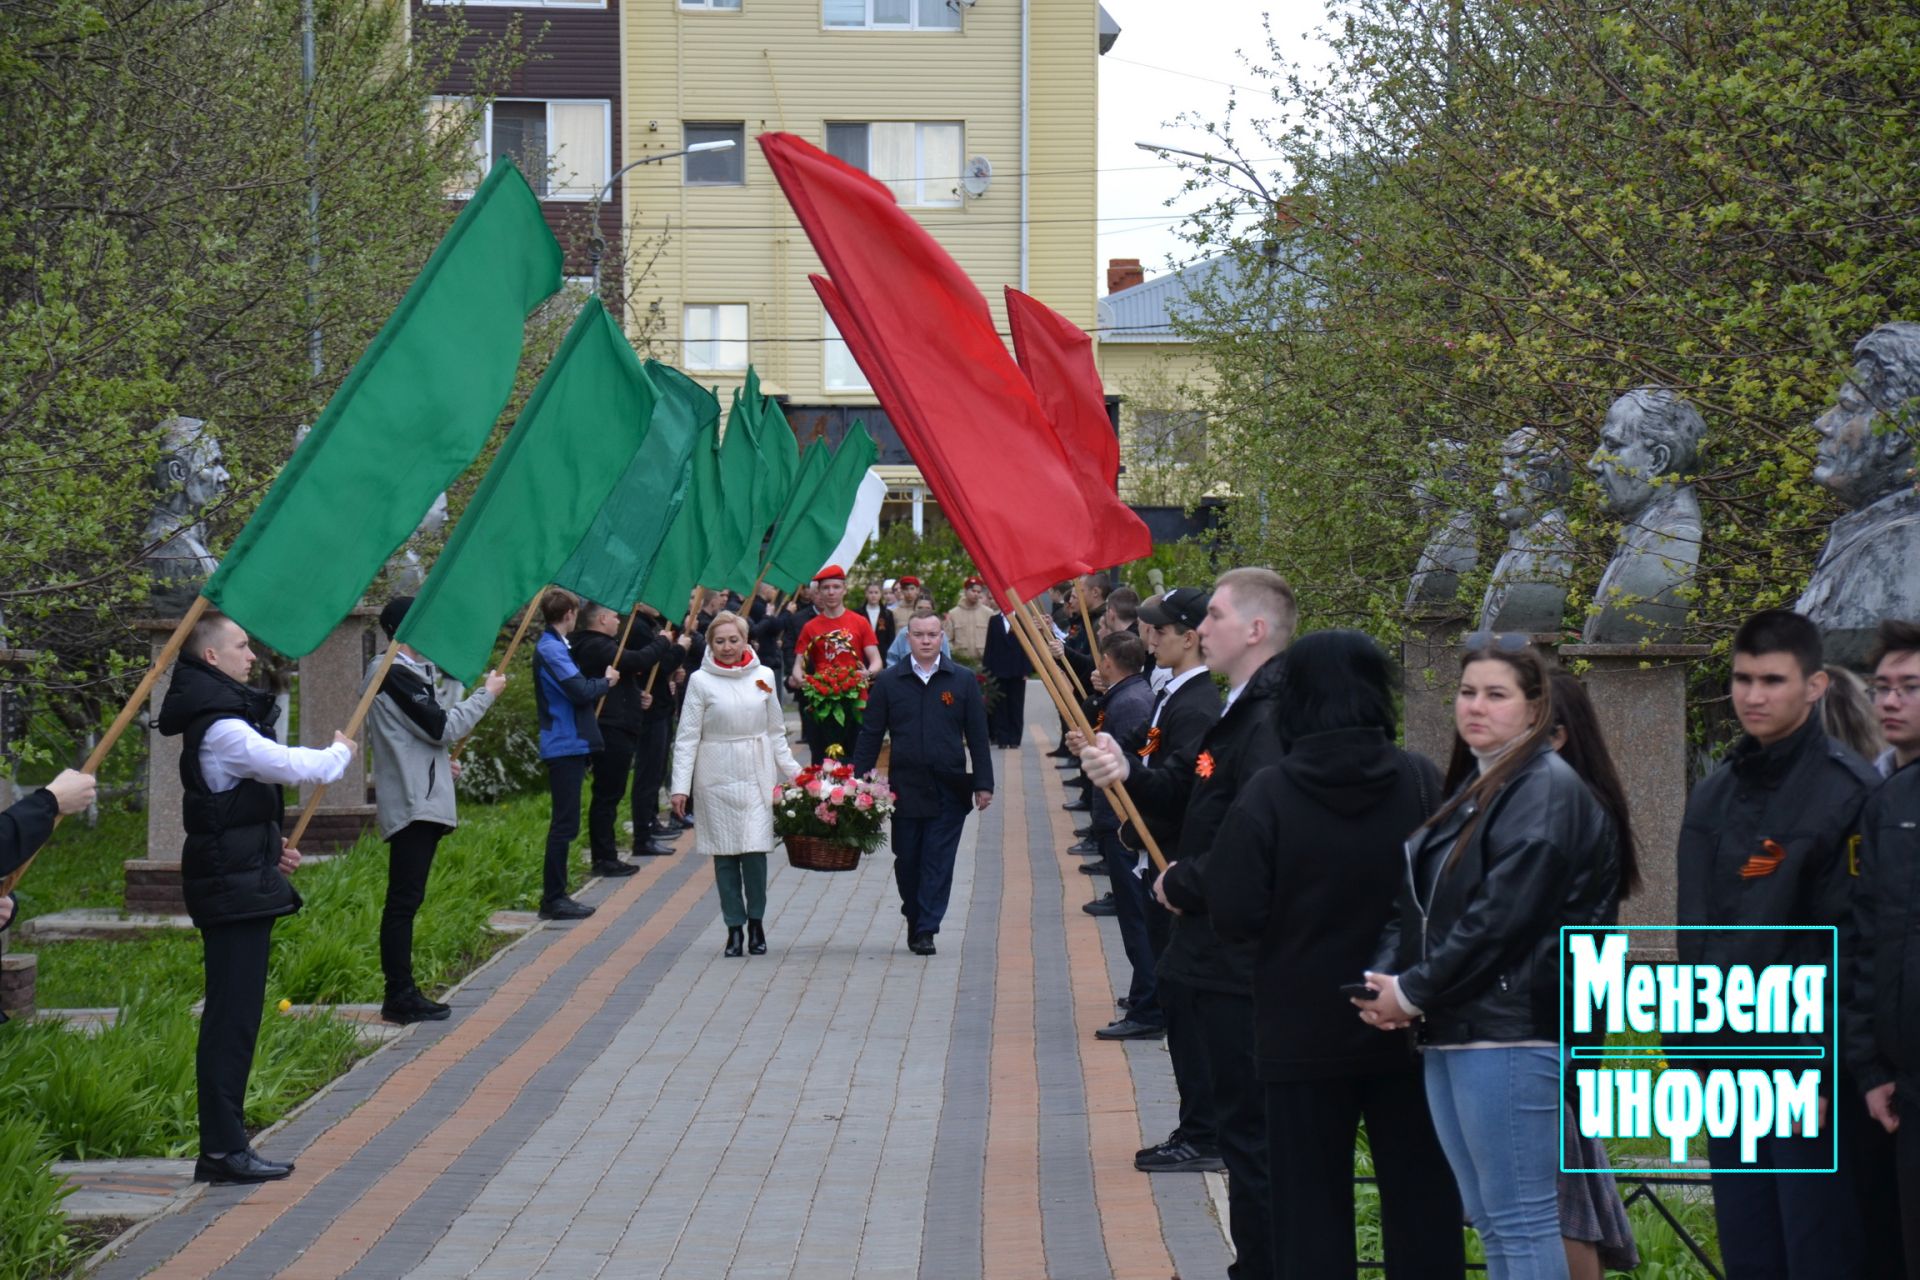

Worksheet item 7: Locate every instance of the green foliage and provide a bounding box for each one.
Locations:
[452,637,546,803]
[0,1116,79,1280]
[1173,0,1920,660]
[851,522,982,611]
[1116,536,1222,600]
[0,0,536,750]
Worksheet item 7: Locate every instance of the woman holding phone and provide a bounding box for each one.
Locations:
[1208,630,1464,1279]
[1359,635,1616,1280]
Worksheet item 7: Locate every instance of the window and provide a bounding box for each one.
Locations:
[1134,409,1207,467]
[823,312,871,391]
[824,122,962,206]
[681,0,741,7]
[685,304,749,371]
[684,123,747,185]
[427,97,487,195]
[428,97,608,199]
[824,0,959,29]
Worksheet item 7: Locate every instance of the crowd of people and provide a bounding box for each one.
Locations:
[5,561,1920,1280]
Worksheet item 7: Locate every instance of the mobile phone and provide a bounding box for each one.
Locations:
[1339,982,1379,1002]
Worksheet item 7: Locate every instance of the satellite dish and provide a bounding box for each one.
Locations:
[961,155,993,199]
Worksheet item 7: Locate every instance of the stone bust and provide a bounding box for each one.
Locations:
[142,416,229,614]
[1796,322,1920,666]
[1479,427,1574,633]
[1404,440,1480,615]
[387,491,449,594]
[1582,388,1706,644]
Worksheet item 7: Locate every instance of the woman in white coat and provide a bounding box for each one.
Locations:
[671,611,802,957]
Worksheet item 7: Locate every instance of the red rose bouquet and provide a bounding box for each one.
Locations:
[802,662,868,726]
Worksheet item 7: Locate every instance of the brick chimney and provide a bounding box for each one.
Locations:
[1106,258,1145,295]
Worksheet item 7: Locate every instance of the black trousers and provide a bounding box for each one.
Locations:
[890,789,972,935]
[197,917,275,1155]
[1263,1070,1465,1280]
[988,676,1027,746]
[805,708,860,765]
[1193,987,1271,1279]
[633,716,672,829]
[381,820,450,996]
[1898,1073,1920,1279]
[1148,899,1216,1145]
[544,755,588,905]
[1102,832,1161,1025]
[589,725,638,859]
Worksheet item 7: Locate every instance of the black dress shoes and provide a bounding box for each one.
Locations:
[724,926,745,957]
[1068,838,1099,855]
[194,1149,293,1185]
[635,840,677,857]
[647,820,677,839]
[381,987,451,1025]
[1081,894,1117,916]
[1095,1017,1166,1041]
[591,858,639,877]
[1078,861,1109,876]
[908,931,937,956]
[747,919,767,955]
[539,896,595,921]
[1062,797,1092,812]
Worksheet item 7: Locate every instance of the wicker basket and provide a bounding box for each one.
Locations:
[784,834,863,873]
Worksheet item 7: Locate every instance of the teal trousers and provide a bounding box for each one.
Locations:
[713,853,768,928]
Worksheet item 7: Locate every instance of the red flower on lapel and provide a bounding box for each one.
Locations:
[940,691,955,706]
[1195,750,1216,780]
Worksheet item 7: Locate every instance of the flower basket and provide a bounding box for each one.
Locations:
[773,756,896,872]
[784,834,863,872]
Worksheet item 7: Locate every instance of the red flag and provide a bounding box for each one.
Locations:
[1005,287,1153,570]
[761,131,1092,603]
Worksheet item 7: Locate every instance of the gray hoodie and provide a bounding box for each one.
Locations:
[362,649,497,839]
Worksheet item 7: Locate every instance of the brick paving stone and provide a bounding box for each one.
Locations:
[93,711,1225,1279]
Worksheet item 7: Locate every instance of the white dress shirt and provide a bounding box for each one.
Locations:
[199,720,352,793]
[910,655,941,685]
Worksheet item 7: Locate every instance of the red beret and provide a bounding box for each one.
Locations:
[964,575,985,588]
[899,575,921,586]
[815,564,847,582]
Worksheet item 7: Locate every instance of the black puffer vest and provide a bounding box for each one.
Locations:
[157,657,302,928]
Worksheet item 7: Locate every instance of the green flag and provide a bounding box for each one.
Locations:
[753,436,829,581]
[696,370,768,593]
[203,159,561,657]
[395,299,656,684]
[636,393,726,620]
[720,394,800,592]
[764,422,879,591]
[551,362,713,611]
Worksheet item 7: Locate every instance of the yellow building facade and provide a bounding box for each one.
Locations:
[619,0,1110,527]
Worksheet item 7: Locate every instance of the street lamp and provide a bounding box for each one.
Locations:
[587,139,738,297]
[1133,140,1275,205]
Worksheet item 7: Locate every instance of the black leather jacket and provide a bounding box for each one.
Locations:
[1375,744,1616,1045]
[1850,761,1920,1091]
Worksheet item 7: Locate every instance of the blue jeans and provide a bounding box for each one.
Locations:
[1423,1045,1567,1280]
[890,789,970,935]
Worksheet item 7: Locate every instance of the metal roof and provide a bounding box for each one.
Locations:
[1096,254,1261,344]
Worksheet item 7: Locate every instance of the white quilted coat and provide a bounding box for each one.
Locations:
[670,651,802,857]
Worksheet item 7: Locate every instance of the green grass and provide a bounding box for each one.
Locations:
[0,1116,81,1280]
[4,791,595,1163]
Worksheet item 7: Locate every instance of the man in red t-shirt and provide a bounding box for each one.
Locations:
[789,565,883,763]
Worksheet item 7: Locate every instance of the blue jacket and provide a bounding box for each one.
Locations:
[852,655,993,818]
[534,630,609,759]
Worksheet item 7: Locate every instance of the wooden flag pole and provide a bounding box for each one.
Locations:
[449,586,546,762]
[1005,596,1167,873]
[1023,598,1088,700]
[285,640,398,848]
[1076,586,1105,668]
[597,603,643,716]
[0,595,210,898]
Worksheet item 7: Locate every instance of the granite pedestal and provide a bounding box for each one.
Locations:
[1557,643,1709,960]
[124,619,190,916]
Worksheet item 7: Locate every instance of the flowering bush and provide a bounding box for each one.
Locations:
[802,661,868,726]
[773,759,896,853]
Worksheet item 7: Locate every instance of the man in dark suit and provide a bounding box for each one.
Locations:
[853,611,994,956]
[982,610,1032,747]
[571,602,689,865]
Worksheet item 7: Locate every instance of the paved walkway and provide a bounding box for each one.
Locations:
[97,733,1228,1279]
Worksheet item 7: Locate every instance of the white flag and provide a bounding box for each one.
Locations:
[824,469,887,574]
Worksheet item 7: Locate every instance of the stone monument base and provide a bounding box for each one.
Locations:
[125,858,187,916]
[298,803,378,854]
[1,950,36,1021]
[1558,643,1709,962]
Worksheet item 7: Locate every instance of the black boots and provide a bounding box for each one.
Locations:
[747,919,767,955]
[724,926,745,957]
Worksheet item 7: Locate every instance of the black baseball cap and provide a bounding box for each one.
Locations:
[379,596,415,639]
[1139,587,1209,631]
